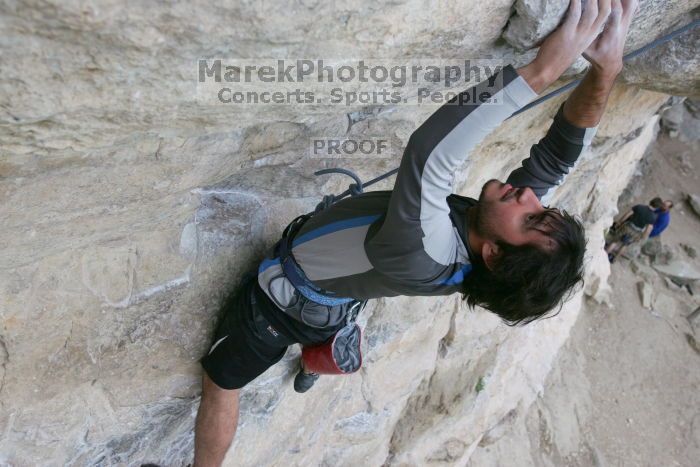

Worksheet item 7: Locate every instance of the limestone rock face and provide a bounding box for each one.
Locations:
[622,23,700,97]
[503,0,571,50]
[0,1,694,466]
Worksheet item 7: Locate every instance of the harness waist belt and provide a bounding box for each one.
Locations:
[278,215,355,307]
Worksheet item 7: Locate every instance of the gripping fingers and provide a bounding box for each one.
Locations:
[620,0,639,27]
[581,0,598,28]
[601,0,622,41]
[594,0,612,28]
[594,0,621,45]
[565,0,583,26]
[608,0,622,28]
[591,1,619,45]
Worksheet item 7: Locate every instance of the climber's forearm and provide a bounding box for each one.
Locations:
[562,67,618,128]
[518,64,618,128]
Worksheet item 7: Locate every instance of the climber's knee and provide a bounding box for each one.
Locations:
[201,371,239,400]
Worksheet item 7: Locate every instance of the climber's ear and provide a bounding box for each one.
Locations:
[481,242,500,271]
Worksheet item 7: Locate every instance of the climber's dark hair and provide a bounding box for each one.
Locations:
[461,208,586,326]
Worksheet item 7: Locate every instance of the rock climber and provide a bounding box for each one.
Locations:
[193,1,638,465]
[649,197,674,238]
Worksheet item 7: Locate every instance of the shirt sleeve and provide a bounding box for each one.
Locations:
[366,65,537,278]
[506,103,598,200]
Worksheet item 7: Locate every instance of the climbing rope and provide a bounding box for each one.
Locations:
[315,18,700,204]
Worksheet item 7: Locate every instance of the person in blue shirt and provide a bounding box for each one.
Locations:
[605,203,656,263]
[649,197,674,238]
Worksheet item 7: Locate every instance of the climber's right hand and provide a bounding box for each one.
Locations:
[517,0,612,93]
[583,0,639,78]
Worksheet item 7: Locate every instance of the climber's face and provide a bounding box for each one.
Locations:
[474,179,557,251]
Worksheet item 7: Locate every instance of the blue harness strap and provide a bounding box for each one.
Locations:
[278,214,355,307]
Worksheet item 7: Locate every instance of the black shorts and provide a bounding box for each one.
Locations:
[199,272,295,390]
[200,272,344,390]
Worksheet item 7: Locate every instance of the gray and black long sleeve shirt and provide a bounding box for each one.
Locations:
[258,64,597,312]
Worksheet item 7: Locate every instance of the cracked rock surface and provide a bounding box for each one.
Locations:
[0,1,696,465]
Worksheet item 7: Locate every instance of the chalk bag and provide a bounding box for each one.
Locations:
[301,322,362,375]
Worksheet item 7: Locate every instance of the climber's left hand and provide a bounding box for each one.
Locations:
[583,0,639,77]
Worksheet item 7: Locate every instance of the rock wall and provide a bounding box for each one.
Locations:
[0,1,697,465]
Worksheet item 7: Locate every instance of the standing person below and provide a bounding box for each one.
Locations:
[605,202,656,262]
[649,197,674,238]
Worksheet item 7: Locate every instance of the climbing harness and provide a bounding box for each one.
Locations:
[278,213,355,307]
[278,169,369,375]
